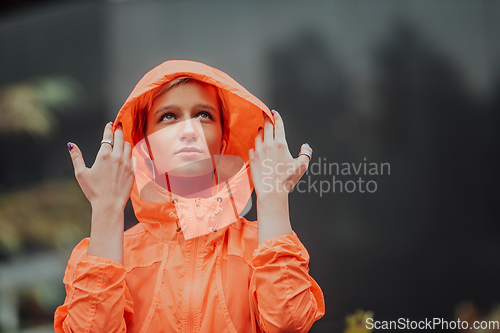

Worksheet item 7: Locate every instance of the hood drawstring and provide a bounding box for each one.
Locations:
[170,198,181,232]
[211,197,223,232]
[210,183,239,233]
[211,155,223,232]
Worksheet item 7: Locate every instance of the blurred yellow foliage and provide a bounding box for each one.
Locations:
[0,179,91,256]
[0,75,83,138]
[344,309,374,333]
[455,301,500,333]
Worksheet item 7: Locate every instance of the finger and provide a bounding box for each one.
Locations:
[132,155,137,174]
[67,142,87,177]
[248,148,254,163]
[254,126,264,153]
[113,123,124,155]
[263,114,274,146]
[123,140,132,159]
[98,122,114,156]
[273,110,286,143]
[248,148,257,173]
[296,143,312,174]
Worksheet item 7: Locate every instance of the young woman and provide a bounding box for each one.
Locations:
[54,60,325,332]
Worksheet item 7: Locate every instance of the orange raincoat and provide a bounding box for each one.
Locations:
[54,60,325,332]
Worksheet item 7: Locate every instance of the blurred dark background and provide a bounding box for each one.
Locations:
[0,0,499,332]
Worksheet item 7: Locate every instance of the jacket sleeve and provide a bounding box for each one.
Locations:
[250,230,325,333]
[54,238,134,333]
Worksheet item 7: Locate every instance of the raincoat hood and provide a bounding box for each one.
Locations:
[112,60,273,242]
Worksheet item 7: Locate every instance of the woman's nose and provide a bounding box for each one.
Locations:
[179,118,199,141]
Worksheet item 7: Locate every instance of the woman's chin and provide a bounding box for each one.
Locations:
[161,160,215,178]
[167,168,211,177]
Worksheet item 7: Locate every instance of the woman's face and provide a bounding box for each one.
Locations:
[145,81,224,177]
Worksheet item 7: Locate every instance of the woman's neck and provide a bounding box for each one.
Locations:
[156,171,218,198]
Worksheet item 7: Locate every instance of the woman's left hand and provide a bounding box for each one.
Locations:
[248,110,312,197]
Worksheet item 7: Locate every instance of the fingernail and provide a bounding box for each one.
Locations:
[108,121,113,126]
[271,109,276,115]
[67,142,73,151]
[304,143,310,148]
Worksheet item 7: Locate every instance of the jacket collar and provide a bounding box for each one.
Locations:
[130,159,252,243]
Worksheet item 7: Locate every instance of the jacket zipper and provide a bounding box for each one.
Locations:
[188,199,200,333]
[188,236,198,333]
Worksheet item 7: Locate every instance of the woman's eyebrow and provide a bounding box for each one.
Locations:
[154,105,178,116]
[154,104,217,116]
[194,104,217,113]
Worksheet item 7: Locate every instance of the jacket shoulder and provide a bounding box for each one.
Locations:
[227,216,312,265]
[62,223,163,275]
[225,216,259,265]
[65,223,147,262]
[123,223,165,271]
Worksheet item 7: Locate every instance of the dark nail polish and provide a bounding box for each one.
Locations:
[67,142,73,151]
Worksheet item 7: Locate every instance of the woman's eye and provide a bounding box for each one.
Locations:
[161,113,174,121]
[197,111,212,119]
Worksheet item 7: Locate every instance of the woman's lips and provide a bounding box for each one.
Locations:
[176,151,202,158]
[174,146,204,159]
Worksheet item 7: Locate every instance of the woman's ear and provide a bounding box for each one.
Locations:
[220,139,227,155]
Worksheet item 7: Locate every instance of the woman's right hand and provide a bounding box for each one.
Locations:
[67,122,136,212]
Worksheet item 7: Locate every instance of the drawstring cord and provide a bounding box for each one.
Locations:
[211,197,223,232]
[211,155,223,232]
[171,198,181,232]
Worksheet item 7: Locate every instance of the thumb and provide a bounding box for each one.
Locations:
[296,143,312,175]
[132,155,137,175]
[67,142,87,177]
